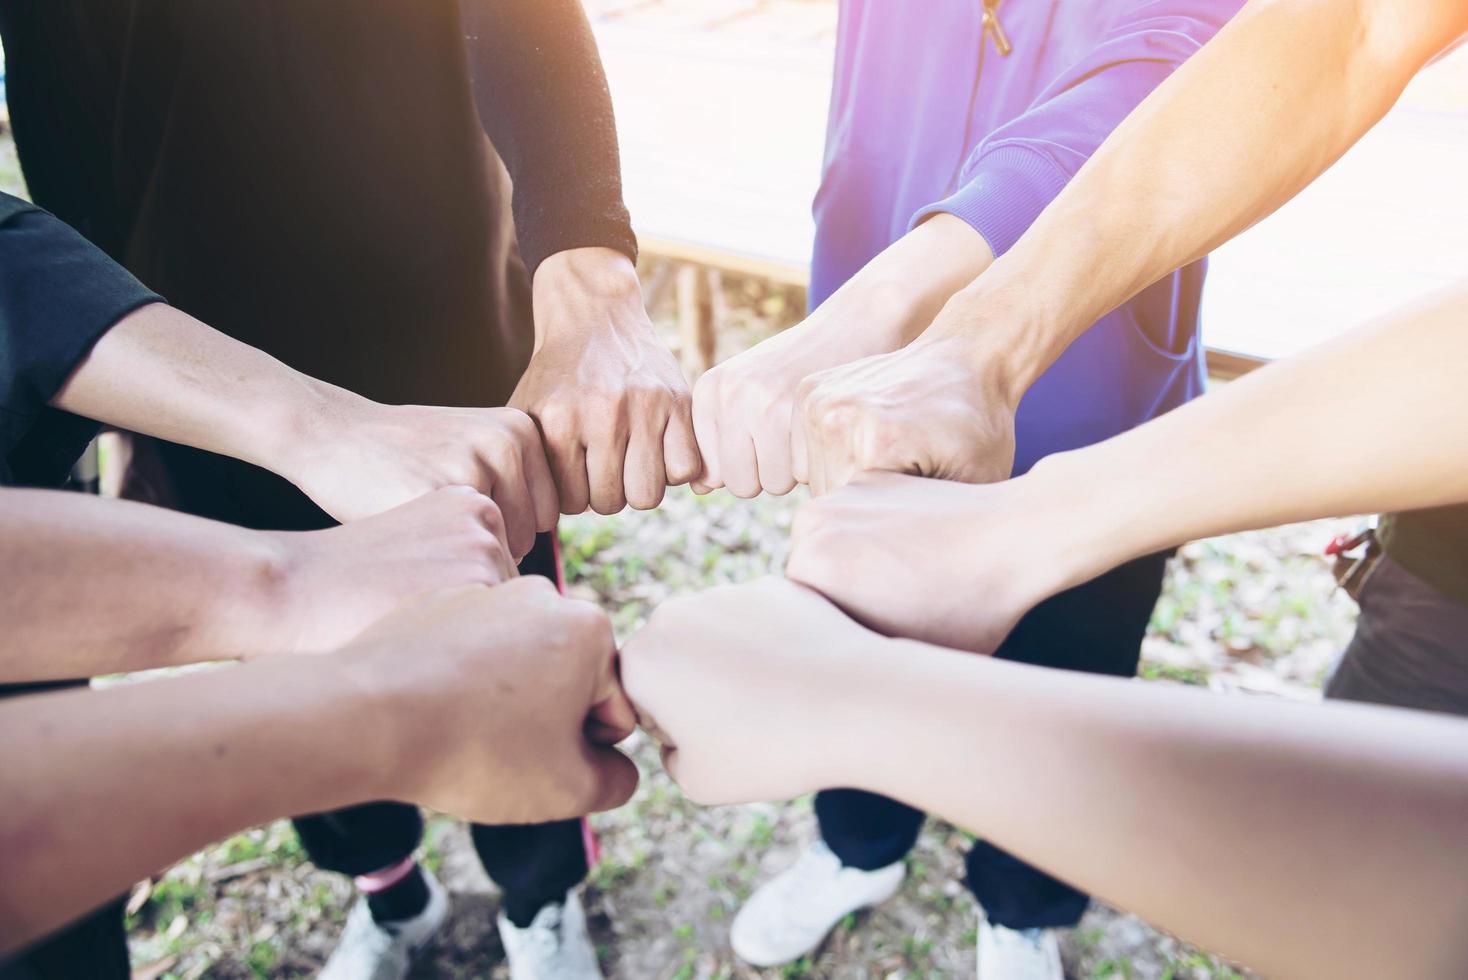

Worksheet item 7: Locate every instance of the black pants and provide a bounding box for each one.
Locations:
[816,551,1171,931]
[1325,554,1468,717]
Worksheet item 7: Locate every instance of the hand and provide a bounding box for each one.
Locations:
[345,577,639,824]
[793,335,1018,495]
[621,577,883,805]
[787,470,1084,653]
[511,248,700,514]
[691,214,993,499]
[287,400,557,561]
[691,300,906,498]
[259,487,518,656]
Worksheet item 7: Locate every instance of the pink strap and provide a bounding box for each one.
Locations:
[354,856,416,894]
[581,817,600,866]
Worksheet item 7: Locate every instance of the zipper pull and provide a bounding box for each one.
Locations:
[982,0,1013,57]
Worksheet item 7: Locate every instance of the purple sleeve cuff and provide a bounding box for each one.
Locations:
[909,144,1070,258]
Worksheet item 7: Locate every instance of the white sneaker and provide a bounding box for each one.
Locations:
[319,867,449,980]
[730,841,905,967]
[976,918,1063,980]
[497,889,604,980]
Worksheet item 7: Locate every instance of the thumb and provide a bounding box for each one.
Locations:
[586,653,638,745]
[580,745,640,813]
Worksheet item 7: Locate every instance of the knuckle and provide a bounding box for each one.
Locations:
[518,575,559,599]
[567,600,613,646]
[630,379,671,408]
[819,398,863,433]
[866,417,903,455]
[536,403,577,442]
[668,384,694,415]
[693,366,720,394]
[507,408,538,437]
[438,483,479,500]
[477,497,506,528]
[486,431,524,467]
[449,466,483,489]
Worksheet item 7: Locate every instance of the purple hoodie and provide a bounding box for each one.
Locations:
[812,0,1243,473]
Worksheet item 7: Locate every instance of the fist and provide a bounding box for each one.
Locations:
[787,472,1068,654]
[691,307,904,499]
[293,402,557,562]
[267,486,517,656]
[347,578,639,824]
[512,248,700,515]
[794,338,1017,496]
[690,329,810,498]
[621,578,874,805]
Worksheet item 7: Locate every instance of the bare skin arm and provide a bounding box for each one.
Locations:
[788,278,1468,653]
[50,302,556,558]
[793,0,1468,493]
[459,0,698,514]
[623,578,1468,980]
[0,486,514,682]
[927,0,1468,397]
[0,579,638,955]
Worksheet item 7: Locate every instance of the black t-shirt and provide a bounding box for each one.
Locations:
[0,193,161,487]
[0,0,637,411]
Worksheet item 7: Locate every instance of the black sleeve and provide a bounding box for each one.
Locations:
[458,0,639,279]
[0,192,163,484]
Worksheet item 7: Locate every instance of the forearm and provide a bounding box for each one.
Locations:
[0,655,392,954]
[49,302,366,487]
[831,641,1468,979]
[816,214,993,350]
[0,489,287,681]
[933,0,1468,387]
[1028,279,1468,594]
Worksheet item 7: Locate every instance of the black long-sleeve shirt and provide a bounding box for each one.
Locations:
[0,0,638,453]
[0,193,161,486]
[460,0,638,276]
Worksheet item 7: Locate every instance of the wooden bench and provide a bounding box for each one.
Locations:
[590,3,1468,382]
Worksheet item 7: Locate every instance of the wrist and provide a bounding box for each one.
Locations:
[819,633,964,796]
[808,629,929,790]
[529,247,650,353]
[290,652,408,805]
[212,531,300,659]
[533,246,642,307]
[1018,449,1153,593]
[823,213,996,352]
[328,640,443,804]
[921,279,1064,411]
[814,276,932,352]
[265,377,378,488]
